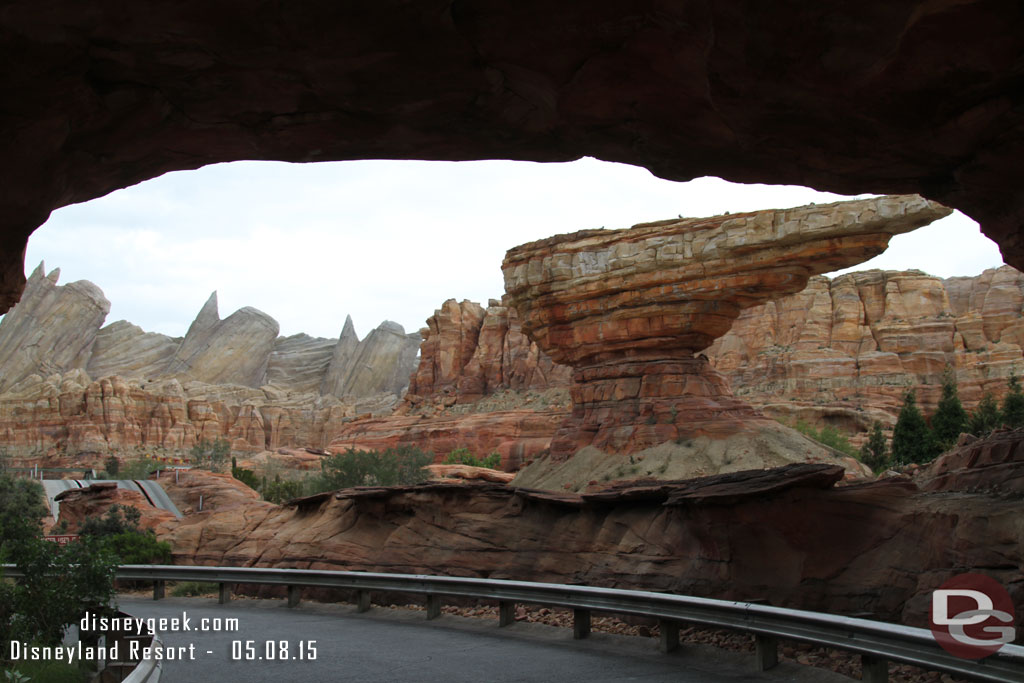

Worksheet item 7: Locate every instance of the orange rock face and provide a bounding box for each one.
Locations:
[55,483,175,532]
[328,409,567,471]
[502,196,951,458]
[404,298,571,410]
[156,453,1024,626]
[705,266,1024,432]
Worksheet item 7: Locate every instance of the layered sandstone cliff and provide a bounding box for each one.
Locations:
[705,265,1024,431]
[0,263,421,456]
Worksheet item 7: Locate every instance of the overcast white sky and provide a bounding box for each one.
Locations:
[23,157,1004,341]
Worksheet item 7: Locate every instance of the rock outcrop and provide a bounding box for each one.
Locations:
[164,300,280,386]
[0,263,110,392]
[502,196,951,466]
[329,409,568,471]
[705,265,1024,432]
[0,267,422,456]
[4,2,1024,313]
[403,298,572,411]
[155,447,1024,629]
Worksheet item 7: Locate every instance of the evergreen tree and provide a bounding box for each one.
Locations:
[931,366,968,449]
[968,392,1002,436]
[1002,373,1024,428]
[891,390,940,466]
[859,421,890,472]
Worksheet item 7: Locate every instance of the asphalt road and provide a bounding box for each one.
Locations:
[117,596,849,683]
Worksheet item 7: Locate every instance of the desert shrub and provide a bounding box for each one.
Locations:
[231,457,261,491]
[191,437,231,472]
[443,447,502,469]
[316,446,432,490]
[170,581,219,597]
[793,421,858,458]
[262,476,305,504]
[103,455,120,478]
[118,457,162,480]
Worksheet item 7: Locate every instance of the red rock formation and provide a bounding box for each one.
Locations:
[918,429,1024,494]
[0,373,375,457]
[503,196,951,459]
[156,454,1024,627]
[705,266,1024,432]
[4,2,1024,312]
[404,299,570,410]
[55,483,175,532]
[328,409,567,471]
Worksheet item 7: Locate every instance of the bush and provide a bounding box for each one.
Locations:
[318,446,433,490]
[78,505,171,564]
[793,421,858,458]
[231,457,260,491]
[191,438,231,472]
[443,447,502,469]
[103,456,120,478]
[262,476,305,504]
[1,534,117,663]
[0,476,47,545]
[170,581,219,597]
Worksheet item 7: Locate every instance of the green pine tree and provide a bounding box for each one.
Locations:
[859,421,890,472]
[1002,373,1024,428]
[967,392,1002,436]
[931,366,968,450]
[891,390,940,466]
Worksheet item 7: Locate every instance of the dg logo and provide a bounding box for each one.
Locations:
[930,573,1018,659]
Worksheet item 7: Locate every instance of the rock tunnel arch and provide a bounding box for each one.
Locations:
[3,0,1024,313]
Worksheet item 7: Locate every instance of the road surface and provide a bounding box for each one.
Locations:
[117,596,849,683]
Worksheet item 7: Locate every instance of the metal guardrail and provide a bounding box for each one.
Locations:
[4,563,1023,682]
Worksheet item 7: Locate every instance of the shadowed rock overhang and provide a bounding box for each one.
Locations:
[3,1,1023,310]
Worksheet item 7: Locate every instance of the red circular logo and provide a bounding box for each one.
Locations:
[930,573,1017,659]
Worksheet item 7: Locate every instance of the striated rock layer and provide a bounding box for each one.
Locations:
[503,196,951,460]
[0,266,421,456]
[4,2,1024,313]
[155,453,1024,629]
[706,265,1024,432]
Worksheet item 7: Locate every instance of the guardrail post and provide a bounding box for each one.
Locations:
[498,601,515,627]
[754,634,778,671]
[659,619,679,653]
[861,655,889,683]
[153,580,165,601]
[356,590,371,613]
[218,582,231,604]
[573,609,591,639]
[426,594,441,620]
[287,585,301,608]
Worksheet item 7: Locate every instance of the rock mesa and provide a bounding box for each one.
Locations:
[503,195,952,460]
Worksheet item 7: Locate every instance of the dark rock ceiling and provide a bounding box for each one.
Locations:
[2,1,1023,311]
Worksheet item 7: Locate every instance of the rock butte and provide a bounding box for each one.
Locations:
[3,2,1024,312]
[503,195,951,460]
